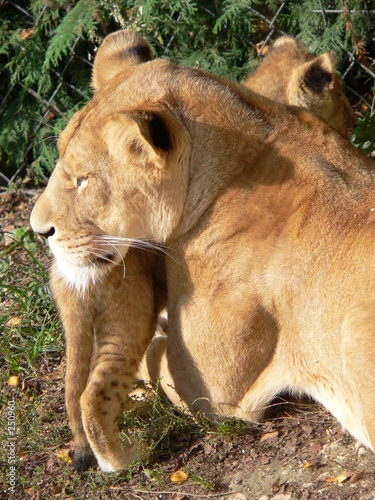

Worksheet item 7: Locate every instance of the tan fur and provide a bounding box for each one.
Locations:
[31,30,375,473]
[244,36,356,139]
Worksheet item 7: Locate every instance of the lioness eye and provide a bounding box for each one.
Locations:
[76,176,88,189]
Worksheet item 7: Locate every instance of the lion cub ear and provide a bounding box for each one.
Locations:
[104,109,190,170]
[272,35,298,49]
[288,52,335,105]
[92,30,153,91]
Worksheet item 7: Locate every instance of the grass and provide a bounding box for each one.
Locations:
[0,226,63,375]
[0,218,250,498]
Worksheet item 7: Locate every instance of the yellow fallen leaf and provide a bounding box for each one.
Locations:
[304,461,311,469]
[55,448,72,463]
[7,317,21,327]
[326,471,351,484]
[19,28,34,40]
[8,375,20,387]
[170,470,188,484]
[337,472,351,483]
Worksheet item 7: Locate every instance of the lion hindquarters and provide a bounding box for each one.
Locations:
[341,300,375,451]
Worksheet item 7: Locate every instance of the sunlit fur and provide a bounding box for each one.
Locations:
[30,30,375,474]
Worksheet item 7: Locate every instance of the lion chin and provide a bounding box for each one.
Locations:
[49,241,127,296]
[52,259,105,295]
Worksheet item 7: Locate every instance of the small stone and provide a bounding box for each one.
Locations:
[357,447,367,456]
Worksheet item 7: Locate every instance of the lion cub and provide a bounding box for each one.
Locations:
[42,32,168,472]
[244,36,356,139]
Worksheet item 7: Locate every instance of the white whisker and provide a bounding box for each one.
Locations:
[89,251,117,265]
[88,258,100,272]
[32,135,59,148]
[106,243,126,278]
[95,235,178,263]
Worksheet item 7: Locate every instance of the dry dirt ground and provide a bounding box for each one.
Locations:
[2,189,375,500]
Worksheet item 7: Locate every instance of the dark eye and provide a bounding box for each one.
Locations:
[76,176,88,188]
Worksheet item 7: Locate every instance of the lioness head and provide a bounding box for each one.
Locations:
[30,30,354,295]
[244,36,356,139]
[30,31,191,293]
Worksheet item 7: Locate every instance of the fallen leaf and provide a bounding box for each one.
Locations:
[203,443,215,455]
[55,448,72,463]
[272,478,280,493]
[18,449,30,461]
[304,462,311,469]
[45,457,55,475]
[7,317,21,327]
[8,375,20,387]
[260,430,279,442]
[326,476,337,483]
[19,28,34,39]
[25,488,41,500]
[309,443,321,454]
[337,472,351,484]
[53,484,63,495]
[170,470,188,484]
[255,41,270,56]
[326,471,351,484]
[348,472,364,484]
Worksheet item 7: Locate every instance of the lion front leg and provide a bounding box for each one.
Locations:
[80,252,158,472]
[49,262,96,471]
[66,328,96,472]
[80,318,156,471]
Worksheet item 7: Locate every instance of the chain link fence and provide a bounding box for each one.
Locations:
[1,0,374,190]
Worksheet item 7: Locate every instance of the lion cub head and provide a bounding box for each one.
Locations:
[244,36,356,139]
[30,31,190,293]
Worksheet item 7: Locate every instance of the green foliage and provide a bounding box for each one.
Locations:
[43,0,98,70]
[353,112,375,156]
[0,0,374,185]
[0,227,63,373]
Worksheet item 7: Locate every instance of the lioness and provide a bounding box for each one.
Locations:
[244,36,356,139]
[31,30,375,473]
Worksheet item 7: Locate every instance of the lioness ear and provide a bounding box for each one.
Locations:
[297,52,335,93]
[104,109,190,169]
[92,30,153,91]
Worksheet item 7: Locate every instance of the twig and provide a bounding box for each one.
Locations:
[312,10,375,14]
[17,83,68,120]
[9,1,35,21]
[318,0,328,26]
[0,171,11,184]
[110,488,238,498]
[255,1,287,56]
[52,70,90,99]
[345,85,372,111]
